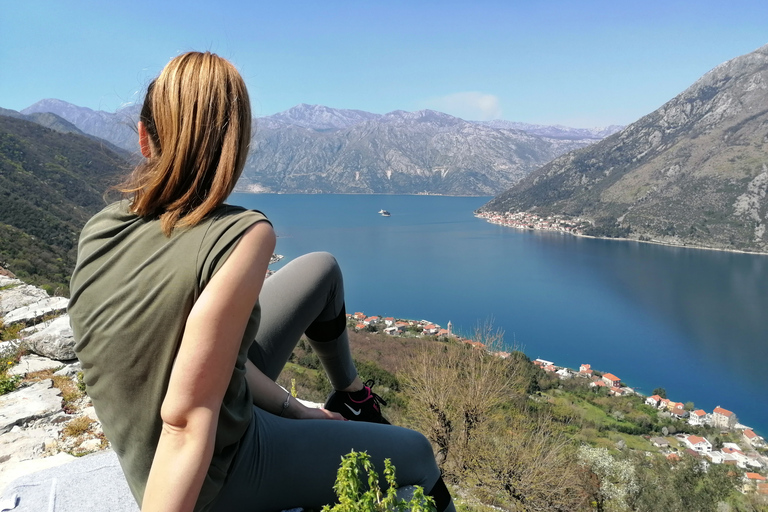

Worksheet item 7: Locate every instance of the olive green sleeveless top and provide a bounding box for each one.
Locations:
[69,201,269,511]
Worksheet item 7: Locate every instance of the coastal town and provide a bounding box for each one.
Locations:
[535,359,767,492]
[350,311,768,496]
[475,210,590,235]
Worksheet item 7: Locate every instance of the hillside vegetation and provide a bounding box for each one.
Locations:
[0,115,125,293]
[279,327,768,512]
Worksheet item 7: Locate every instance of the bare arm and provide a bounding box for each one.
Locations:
[243,359,343,420]
[141,221,275,512]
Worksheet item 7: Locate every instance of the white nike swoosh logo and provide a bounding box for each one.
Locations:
[345,404,362,416]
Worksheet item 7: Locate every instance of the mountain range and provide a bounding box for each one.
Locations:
[480,43,768,253]
[16,101,619,195]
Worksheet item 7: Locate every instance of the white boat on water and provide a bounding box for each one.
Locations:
[378,209,391,217]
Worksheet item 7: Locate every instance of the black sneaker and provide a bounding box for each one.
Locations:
[325,379,391,424]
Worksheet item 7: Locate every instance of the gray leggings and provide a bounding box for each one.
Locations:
[209,252,452,512]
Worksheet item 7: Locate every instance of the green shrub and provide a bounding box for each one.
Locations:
[322,450,435,512]
[0,373,21,395]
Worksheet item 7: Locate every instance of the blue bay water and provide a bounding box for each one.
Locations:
[231,193,768,435]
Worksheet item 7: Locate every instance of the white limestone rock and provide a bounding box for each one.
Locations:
[0,280,49,316]
[24,314,75,361]
[7,354,63,377]
[0,429,49,465]
[0,380,62,434]
[2,297,69,327]
[53,361,82,377]
[0,277,48,316]
[0,451,75,496]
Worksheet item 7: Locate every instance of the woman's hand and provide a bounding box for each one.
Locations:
[290,403,345,421]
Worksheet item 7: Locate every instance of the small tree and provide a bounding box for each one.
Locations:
[578,446,638,512]
[652,387,667,399]
[322,450,436,512]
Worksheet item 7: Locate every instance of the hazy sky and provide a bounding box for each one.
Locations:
[2,0,767,127]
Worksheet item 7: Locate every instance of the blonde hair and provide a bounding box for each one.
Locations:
[120,51,251,235]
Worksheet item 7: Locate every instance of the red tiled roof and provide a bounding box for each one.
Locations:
[693,410,707,417]
[746,473,767,481]
[714,406,733,417]
[687,435,707,445]
[649,395,662,401]
[602,373,620,382]
[744,429,757,439]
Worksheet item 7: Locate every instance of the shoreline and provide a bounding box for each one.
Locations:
[351,311,766,442]
[475,211,768,257]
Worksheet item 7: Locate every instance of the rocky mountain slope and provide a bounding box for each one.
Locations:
[241,107,598,195]
[17,101,617,195]
[21,99,141,153]
[480,43,768,253]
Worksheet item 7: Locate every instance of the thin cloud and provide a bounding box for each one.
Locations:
[424,92,502,121]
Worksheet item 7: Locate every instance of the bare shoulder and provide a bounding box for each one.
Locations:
[209,220,275,293]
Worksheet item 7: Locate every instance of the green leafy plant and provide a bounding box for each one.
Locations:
[0,373,21,395]
[322,450,436,512]
[0,341,25,395]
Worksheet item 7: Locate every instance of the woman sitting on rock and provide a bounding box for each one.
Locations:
[67,51,453,512]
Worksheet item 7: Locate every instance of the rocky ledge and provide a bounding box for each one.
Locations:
[0,275,104,495]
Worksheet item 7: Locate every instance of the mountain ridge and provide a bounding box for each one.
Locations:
[16,100,619,195]
[480,43,768,253]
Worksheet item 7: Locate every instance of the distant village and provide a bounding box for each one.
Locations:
[347,312,493,352]
[348,311,767,495]
[537,359,767,493]
[475,210,590,234]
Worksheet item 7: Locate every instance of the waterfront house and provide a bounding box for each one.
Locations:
[712,406,738,430]
[722,446,749,468]
[743,473,767,493]
[645,395,662,408]
[590,378,607,388]
[422,324,439,335]
[684,435,712,454]
[650,437,670,448]
[602,373,621,387]
[670,407,689,420]
[579,364,591,373]
[689,409,708,426]
[743,429,765,447]
[383,317,395,326]
[354,312,366,320]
